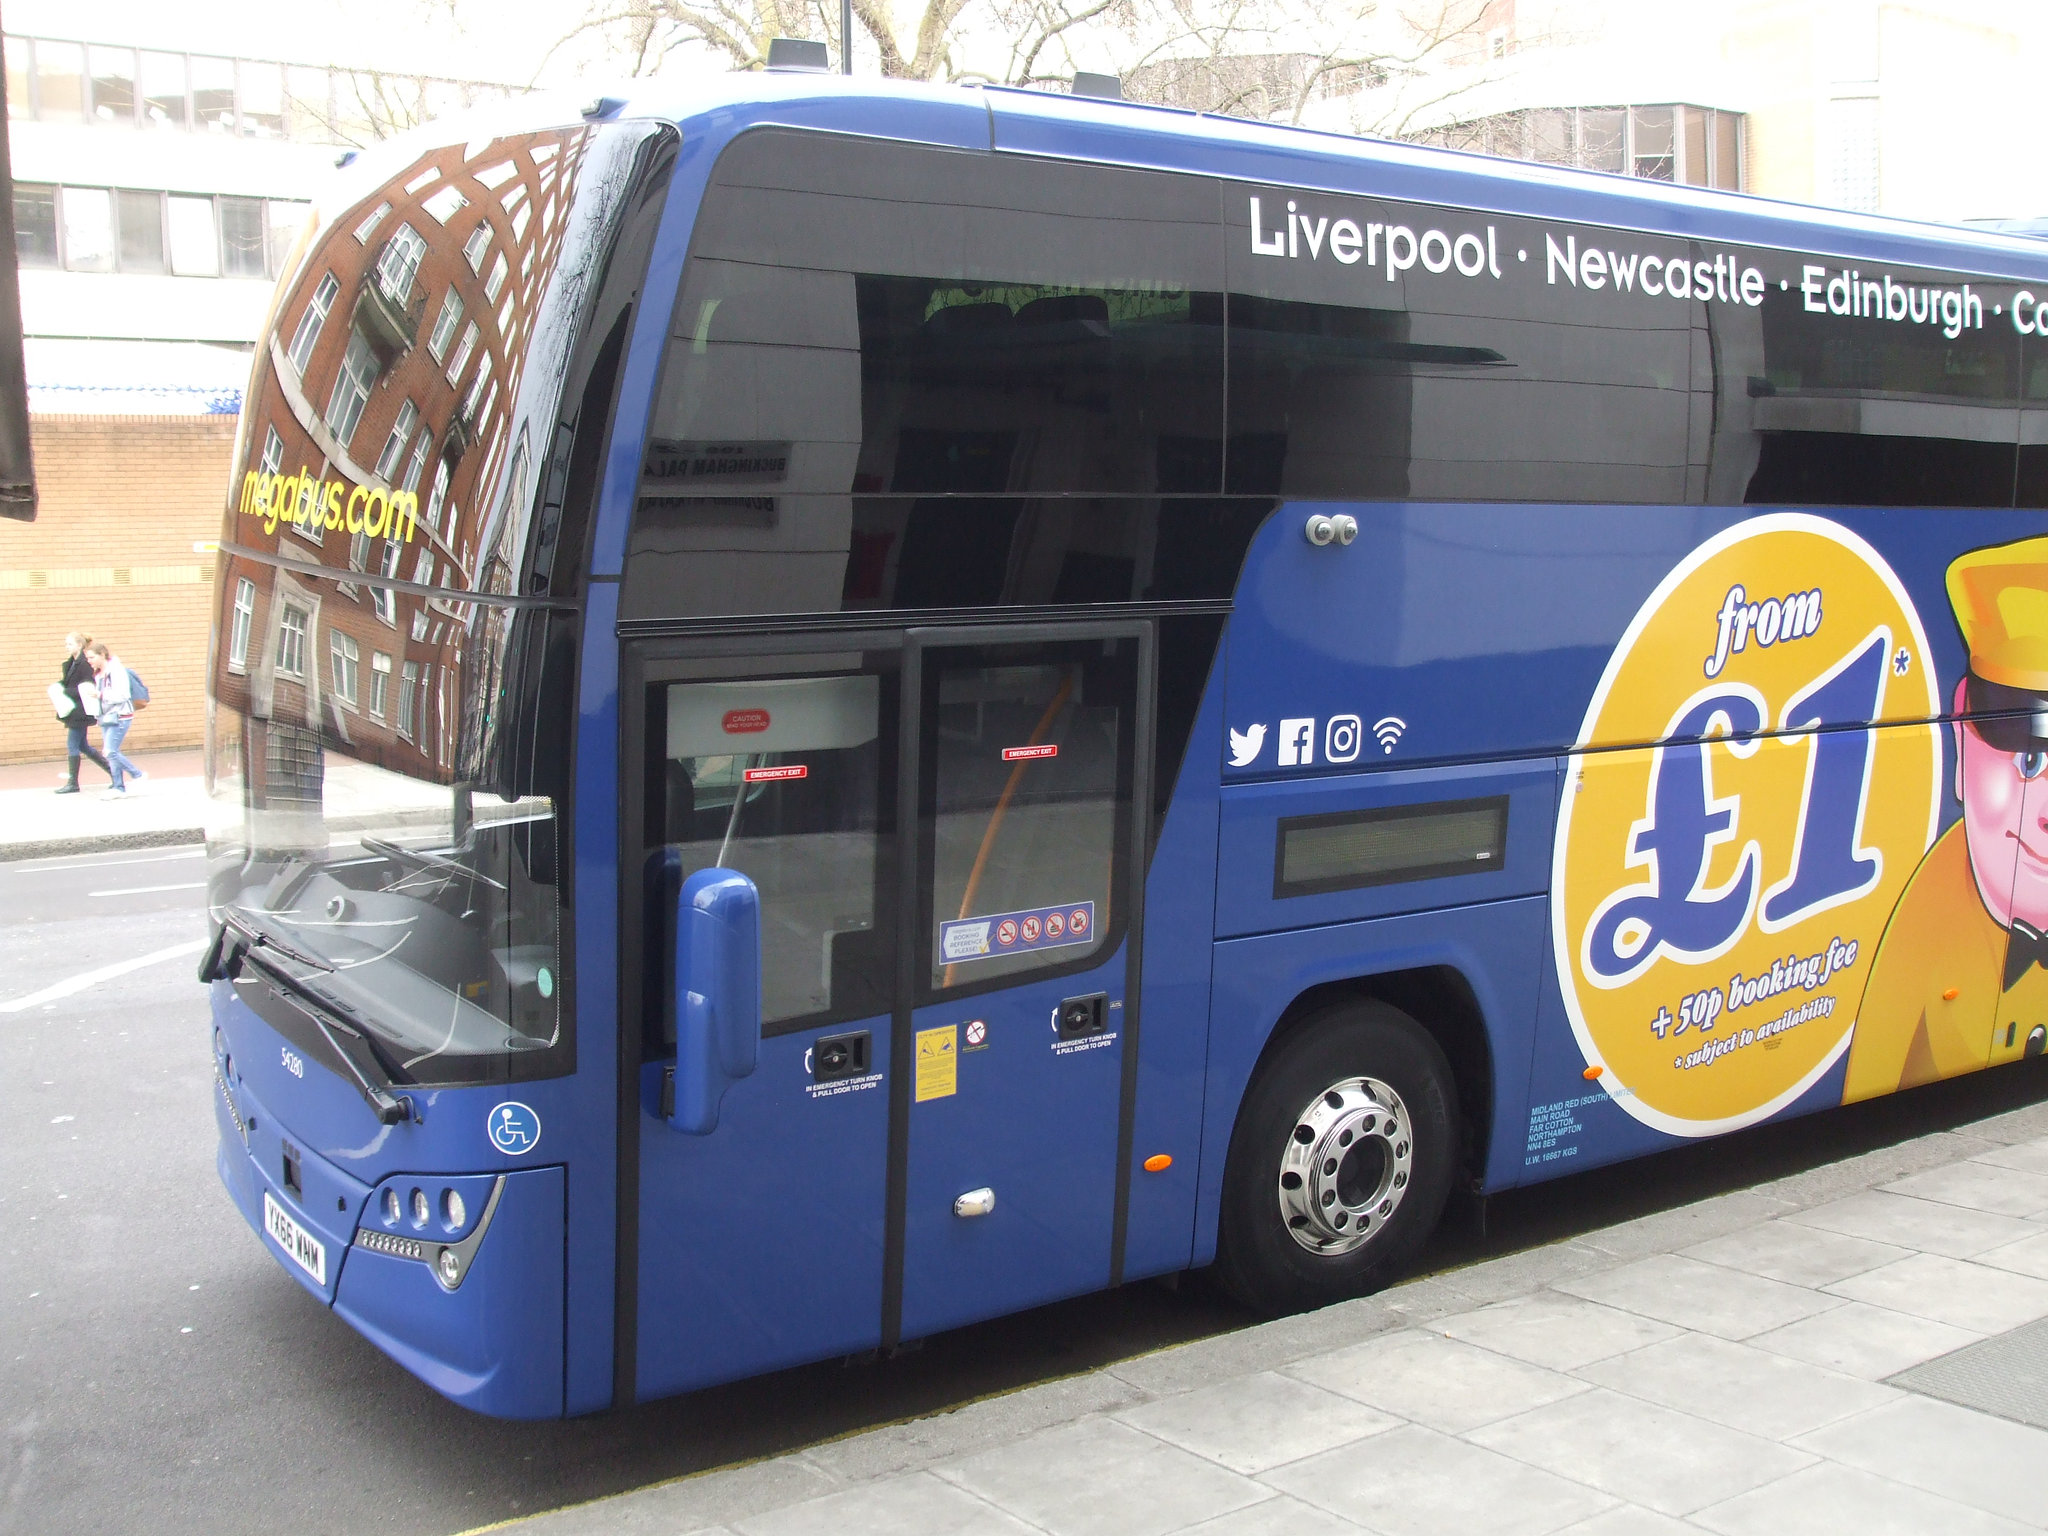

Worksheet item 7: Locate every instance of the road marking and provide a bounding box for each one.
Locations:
[0,938,208,1014]
[89,882,207,897]
[16,850,204,875]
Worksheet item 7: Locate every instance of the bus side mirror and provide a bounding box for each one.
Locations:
[668,867,761,1133]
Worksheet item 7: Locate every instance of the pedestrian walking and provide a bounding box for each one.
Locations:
[49,631,110,794]
[85,642,147,799]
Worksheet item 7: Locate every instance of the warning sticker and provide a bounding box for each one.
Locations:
[743,763,807,783]
[915,1025,958,1102]
[1001,744,1058,762]
[939,901,1096,965]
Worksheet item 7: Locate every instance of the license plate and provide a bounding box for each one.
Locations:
[263,1192,327,1286]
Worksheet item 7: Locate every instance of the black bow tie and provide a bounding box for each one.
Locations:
[2007,920,2048,992]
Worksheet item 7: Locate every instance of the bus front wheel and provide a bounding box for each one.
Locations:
[1215,1000,1459,1314]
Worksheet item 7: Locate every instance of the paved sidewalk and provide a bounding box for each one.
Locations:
[493,1097,2048,1536]
[0,750,206,859]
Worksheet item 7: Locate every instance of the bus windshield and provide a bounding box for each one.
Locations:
[203,113,671,1084]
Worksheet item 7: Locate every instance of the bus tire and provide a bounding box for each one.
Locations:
[1214,999,1459,1315]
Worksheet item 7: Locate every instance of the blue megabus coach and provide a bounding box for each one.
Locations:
[202,65,2048,1416]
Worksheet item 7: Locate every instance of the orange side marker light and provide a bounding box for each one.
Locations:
[1582,1065,1604,1080]
[1942,988,1961,1001]
[1143,1154,1173,1173]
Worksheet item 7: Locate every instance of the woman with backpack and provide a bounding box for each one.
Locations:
[86,642,147,799]
[51,631,110,794]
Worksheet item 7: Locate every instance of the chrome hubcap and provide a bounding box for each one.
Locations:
[1277,1075,1412,1256]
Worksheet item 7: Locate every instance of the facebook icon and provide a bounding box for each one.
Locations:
[1278,717,1316,766]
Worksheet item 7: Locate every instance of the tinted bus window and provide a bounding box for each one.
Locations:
[1742,273,2021,507]
[1222,191,1699,505]
[625,131,1242,621]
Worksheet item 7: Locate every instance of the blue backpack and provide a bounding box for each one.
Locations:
[126,668,150,709]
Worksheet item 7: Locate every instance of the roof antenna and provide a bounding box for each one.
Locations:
[766,38,831,71]
[1071,71,1123,100]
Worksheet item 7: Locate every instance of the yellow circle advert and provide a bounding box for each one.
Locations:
[1554,514,1941,1136]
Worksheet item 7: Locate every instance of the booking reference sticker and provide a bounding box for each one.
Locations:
[1553,514,1941,1136]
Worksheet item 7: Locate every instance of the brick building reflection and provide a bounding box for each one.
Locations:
[210,128,590,815]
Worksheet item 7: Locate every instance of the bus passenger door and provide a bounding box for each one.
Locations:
[894,626,1150,1341]
[627,645,901,1398]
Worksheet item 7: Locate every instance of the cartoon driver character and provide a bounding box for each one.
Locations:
[1847,536,2048,1101]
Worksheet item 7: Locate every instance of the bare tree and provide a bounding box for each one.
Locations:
[521,0,1512,126]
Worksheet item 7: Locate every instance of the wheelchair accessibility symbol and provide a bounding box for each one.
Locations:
[488,1101,541,1155]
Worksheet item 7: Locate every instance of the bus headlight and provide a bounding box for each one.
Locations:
[441,1188,466,1230]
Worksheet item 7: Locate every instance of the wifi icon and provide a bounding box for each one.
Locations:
[1372,716,1407,754]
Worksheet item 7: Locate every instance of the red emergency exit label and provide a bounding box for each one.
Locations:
[743,764,807,782]
[1001,744,1058,762]
[723,709,771,734]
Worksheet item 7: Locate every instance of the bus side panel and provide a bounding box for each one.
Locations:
[1120,635,1227,1279]
[1194,898,1546,1266]
[335,1166,566,1420]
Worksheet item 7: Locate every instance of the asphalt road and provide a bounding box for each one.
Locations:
[10,842,2048,1536]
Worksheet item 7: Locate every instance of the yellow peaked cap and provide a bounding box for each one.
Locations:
[1949,536,2048,691]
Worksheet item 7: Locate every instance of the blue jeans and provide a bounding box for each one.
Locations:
[100,714,140,790]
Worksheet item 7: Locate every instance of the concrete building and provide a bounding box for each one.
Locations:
[1304,0,2048,224]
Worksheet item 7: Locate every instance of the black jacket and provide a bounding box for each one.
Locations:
[59,652,93,721]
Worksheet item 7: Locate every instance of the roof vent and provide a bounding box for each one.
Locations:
[767,38,831,72]
[1072,71,1123,100]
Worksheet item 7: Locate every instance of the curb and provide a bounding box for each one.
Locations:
[0,826,206,862]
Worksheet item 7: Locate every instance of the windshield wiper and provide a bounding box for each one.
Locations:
[203,906,333,973]
[202,912,413,1125]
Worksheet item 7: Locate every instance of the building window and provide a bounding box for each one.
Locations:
[33,40,85,124]
[423,184,467,223]
[116,189,164,273]
[325,327,380,445]
[445,321,479,385]
[277,604,308,677]
[1407,103,1743,192]
[329,629,359,705]
[59,186,114,272]
[462,222,491,272]
[265,201,304,275]
[427,290,463,361]
[349,529,370,573]
[259,424,284,476]
[13,185,58,268]
[219,196,267,276]
[374,400,419,481]
[374,221,427,303]
[167,193,218,275]
[286,272,338,374]
[398,659,419,739]
[369,651,391,718]
[353,201,391,243]
[399,429,431,494]
[139,50,186,129]
[89,47,137,126]
[228,577,256,671]
[373,538,402,624]
[425,456,451,535]
[483,252,507,303]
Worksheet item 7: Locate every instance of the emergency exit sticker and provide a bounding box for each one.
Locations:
[1001,744,1058,762]
[743,764,807,782]
[915,1024,958,1102]
[939,901,1095,964]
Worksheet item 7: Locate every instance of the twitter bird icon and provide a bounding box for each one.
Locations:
[1227,724,1266,767]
